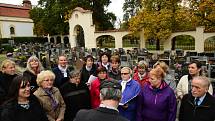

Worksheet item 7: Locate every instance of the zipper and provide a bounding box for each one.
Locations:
[154,94,158,104]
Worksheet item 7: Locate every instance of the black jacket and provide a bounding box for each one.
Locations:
[0,72,17,104]
[179,93,215,121]
[1,95,49,121]
[52,67,70,88]
[80,64,97,84]
[108,68,121,80]
[74,107,129,121]
[23,70,38,93]
[60,82,91,121]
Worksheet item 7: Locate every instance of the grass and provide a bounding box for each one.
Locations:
[0,54,6,62]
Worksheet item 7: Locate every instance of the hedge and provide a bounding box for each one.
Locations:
[0,37,48,44]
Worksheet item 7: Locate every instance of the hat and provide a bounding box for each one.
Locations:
[100,79,122,90]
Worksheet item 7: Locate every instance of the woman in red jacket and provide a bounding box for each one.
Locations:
[90,67,108,108]
[133,60,149,88]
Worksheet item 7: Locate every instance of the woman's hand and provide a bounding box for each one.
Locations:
[56,118,62,121]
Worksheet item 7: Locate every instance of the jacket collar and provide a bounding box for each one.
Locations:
[96,107,119,115]
[36,87,58,96]
[188,93,212,108]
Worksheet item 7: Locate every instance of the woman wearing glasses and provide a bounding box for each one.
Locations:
[1,75,49,121]
[118,67,141,121]
[34,70,66,121]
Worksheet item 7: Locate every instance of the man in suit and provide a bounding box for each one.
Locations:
[179,76,215,121]
[53,55,70,88]
[73,79,129,121]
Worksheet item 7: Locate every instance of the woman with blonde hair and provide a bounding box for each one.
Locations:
[137,67,177,121]
[34,70,66,121]
[153,61,176,92]
[23,56,44,92]
[0,59,17,104]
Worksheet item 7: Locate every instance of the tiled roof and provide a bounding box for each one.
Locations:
[73,7,91,13]
[0,3,30,18]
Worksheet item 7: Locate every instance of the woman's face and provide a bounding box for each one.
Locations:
[101,55,108,64]
[41,76,54,89]
[30,59,39,68]
[98,71,107,80]
[70,76,81,84]
[138,67,146,75]
[3,64,16,75]
[19,82,31,99]
[188,63,200,76]
[86,58,93,67]
[111,61,120,69]
[149,75,161,88]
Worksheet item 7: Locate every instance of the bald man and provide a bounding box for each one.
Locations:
[179,76,215,121]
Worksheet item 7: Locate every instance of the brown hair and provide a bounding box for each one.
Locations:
[110,55,120,63]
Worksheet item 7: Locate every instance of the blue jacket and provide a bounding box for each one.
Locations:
[136,81,177,121]
[118,79,141,121]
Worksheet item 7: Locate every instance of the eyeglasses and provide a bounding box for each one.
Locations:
[43,79,54,82]
[121,73,129,75]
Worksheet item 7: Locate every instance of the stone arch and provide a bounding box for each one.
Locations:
[96,35,115,48]
[171,34,195,50]
[56,36,61,44]
[74,25,85,48]
[204,36,215,52]
[122,34,140,48]
[50,37,54,43]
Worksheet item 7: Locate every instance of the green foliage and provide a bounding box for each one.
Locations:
[30,0,116,35]
[0,37,47,44]
[123,0,141,22]
[1,45,13,52]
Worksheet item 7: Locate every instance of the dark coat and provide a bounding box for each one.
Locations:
[60,82,91,121]
[108,69,121,81]
[1,95,49,121]
[0,72,17,104]
[80,64,97,84]
[23,70,38,92]
[179,93,215,121]
[73,107,129,121]
[52,67,70,88]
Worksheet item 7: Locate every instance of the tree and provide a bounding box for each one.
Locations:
[30,0,116,36]
[129,0,180,50]
[128,0,206,50]
[189,0,215,32]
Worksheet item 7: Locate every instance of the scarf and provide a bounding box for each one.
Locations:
[43,88,59,111]
[85,66,92,71]
[58,65,68,77]
[138,73,146,80]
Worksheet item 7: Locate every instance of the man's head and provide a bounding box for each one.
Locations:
[58,55,68,68]
[100,79,122,101]
[191,76,210,98]
[121,67,132,81]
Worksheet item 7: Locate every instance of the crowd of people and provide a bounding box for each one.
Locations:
[0,51,215,121]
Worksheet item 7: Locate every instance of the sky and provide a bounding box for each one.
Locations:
[0,0,124,22]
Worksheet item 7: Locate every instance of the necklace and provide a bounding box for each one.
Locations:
[18,101,30,109]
